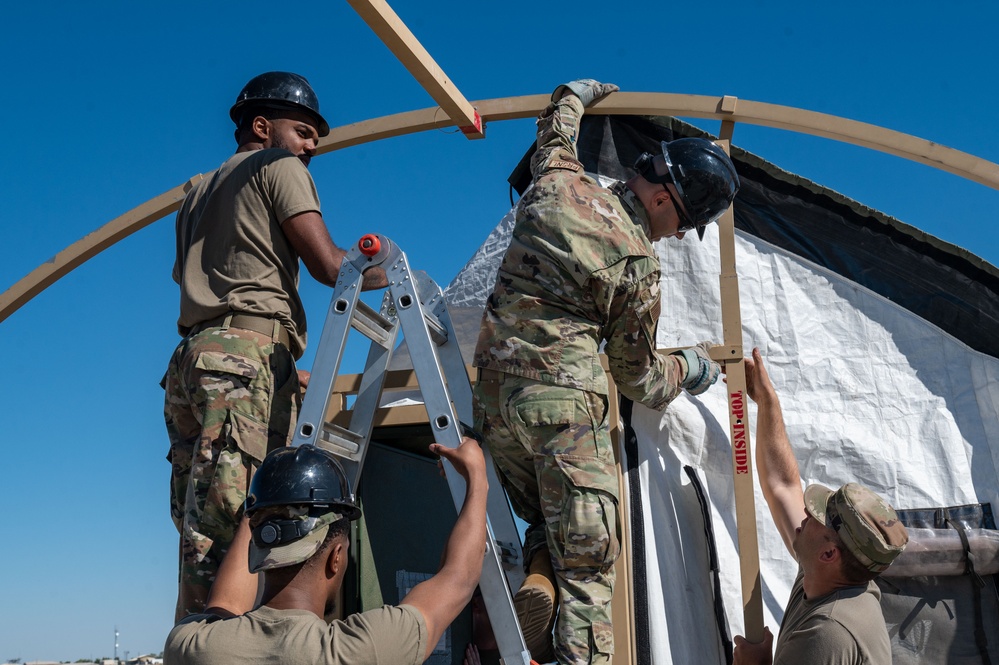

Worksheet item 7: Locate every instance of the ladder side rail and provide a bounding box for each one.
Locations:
[476,514,532,665]
[414,272,526,584]
[293,251,370,449]
[424,293,474,419]
[389,261,531,665]
[388,258,460,449]
[338,328,400,487]
[479,444,526,586]
[341,294,402,488]
[411,270,474,421]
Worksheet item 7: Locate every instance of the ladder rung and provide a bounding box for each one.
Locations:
[424,311,448,345]
[351,300,394,347]
[318,422,364,456]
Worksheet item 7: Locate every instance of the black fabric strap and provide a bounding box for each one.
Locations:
[946,517,993,665]
[685,465,734,665]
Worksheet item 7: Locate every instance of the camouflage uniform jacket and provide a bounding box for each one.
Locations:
[473,95,683,410]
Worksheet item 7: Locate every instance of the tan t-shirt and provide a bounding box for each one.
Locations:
[173,149,321,358]
[164,604,427,665]
[774,568,891,665]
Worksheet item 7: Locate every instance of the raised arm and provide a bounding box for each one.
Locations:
[745,348,806,556]
[600,259,721,410]
[201,515,258,619]
[530,79,619,180]
[400,437,489,660]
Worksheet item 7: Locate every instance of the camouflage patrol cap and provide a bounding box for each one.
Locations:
[804,482,909,573]
[247,505,344,573]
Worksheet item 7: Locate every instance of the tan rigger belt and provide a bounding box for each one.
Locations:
[190,312,291,349]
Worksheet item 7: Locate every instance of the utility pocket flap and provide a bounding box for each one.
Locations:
[556,454,619,496]
[516,399,574,427]
[195,351,261,380]
[225,409,269,464]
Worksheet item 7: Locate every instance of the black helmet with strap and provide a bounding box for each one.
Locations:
[635,138,740,240]
[245,445,360,521]
[230,71,330,137]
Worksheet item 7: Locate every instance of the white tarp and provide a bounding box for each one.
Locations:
[444,201,999,664]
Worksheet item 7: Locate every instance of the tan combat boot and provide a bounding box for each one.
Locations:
[514,550,558,663]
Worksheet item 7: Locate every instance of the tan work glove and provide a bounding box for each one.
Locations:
[552,79,619,107]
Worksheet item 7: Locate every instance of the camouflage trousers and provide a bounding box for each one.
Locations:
[163,326,300,619]
[474,370,620,665]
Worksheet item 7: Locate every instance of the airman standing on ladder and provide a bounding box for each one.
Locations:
[472,78,740,664]
[162,71,388,621]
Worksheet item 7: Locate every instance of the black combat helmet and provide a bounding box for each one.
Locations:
[635,137,740,240]
[229,71,330,137]
[245,445,361,521]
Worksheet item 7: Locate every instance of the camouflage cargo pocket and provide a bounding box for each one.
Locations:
[591,620,615,657]
[515,397,574,430]
[555,454,621,571]
[200,409,269,535]
[511,389,592,457]
[193,350,269,419]
[167,442,192,532]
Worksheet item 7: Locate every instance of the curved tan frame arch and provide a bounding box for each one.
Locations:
[4,91,998,323]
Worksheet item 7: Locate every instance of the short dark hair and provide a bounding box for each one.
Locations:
[300,517,351,571]
[234,106,285,144]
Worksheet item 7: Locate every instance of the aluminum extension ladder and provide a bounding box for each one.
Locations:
[291,234,532,665]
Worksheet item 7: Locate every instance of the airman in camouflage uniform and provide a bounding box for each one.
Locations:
[473,80,738,665]
[163,72,386,621]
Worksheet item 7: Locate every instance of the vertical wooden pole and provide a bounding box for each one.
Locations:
[607,374,636,665]
[715,139,765,643]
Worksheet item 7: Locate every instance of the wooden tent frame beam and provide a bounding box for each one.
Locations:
[4,90,997,324]
[345,0,484,138]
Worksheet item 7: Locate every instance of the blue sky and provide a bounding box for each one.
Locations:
[2,0,998,660]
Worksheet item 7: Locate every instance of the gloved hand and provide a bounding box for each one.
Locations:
[552,79,619,107]
[673,341,721,396]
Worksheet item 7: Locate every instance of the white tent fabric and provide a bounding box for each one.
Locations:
[444,191,999,663]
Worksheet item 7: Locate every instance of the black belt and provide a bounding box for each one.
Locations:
[189,312,291,349]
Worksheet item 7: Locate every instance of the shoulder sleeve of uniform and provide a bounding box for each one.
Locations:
[163,614,223,665]
[260,151,322,225]
[329,604,428,665]
[530,95,586,180]
[596,256,684,410]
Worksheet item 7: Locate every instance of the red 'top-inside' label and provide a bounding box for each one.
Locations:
[731,391,749,475]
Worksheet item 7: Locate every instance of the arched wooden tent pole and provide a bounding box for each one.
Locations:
[4,90,998,325]
[3,91,997,324]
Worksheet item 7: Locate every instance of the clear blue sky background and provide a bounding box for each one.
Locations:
[2,0,998,660]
